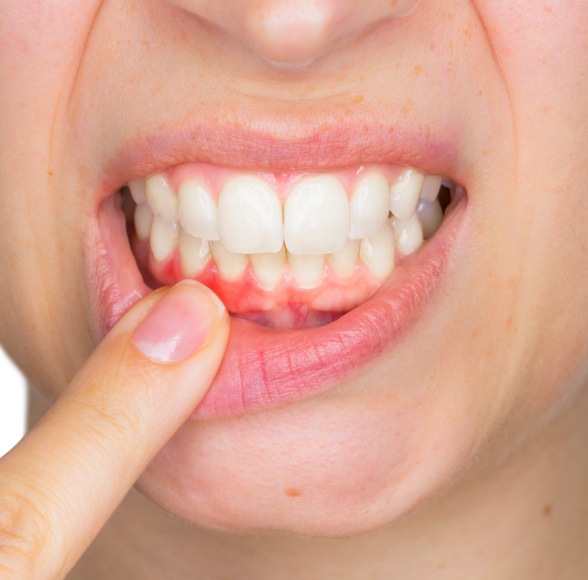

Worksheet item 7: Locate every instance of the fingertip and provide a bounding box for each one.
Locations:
[131,282,228,364]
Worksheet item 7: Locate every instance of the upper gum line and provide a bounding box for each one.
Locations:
[164,163,406,202]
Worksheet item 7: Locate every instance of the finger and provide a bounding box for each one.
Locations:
[0,280,229,579]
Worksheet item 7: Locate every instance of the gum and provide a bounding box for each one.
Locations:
[164,162,405,202]
[131,237,388,327]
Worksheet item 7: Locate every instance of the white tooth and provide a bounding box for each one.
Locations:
[210,242,248,281]
[391,213,424,255]
[179,233,211,277]
[390,168,425,220]
[150,217,179,262]
[145,173,178,222]
[419,175,443,202]
[284,176,350,255]
[134,202,153,242]
[360,224,395,279]
[349,172,390,239]
[177,180,220,241]
[218,176,283,254]
[251,246,286,289]
[128,179,146,204]
[288,254,325,289]
[328,239,360,279]
[416,199,444,239]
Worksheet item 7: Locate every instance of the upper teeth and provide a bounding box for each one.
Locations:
[284,176,350,255]
[130,166,449,287]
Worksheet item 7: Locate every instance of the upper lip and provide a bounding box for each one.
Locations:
[99,112,463,201]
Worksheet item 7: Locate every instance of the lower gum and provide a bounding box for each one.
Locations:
[130,235,387,319]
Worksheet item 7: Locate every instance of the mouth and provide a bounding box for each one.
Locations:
[89,127,468,419]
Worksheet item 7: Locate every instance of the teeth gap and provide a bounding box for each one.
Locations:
[120,186,135,222]
[438,184,453,213]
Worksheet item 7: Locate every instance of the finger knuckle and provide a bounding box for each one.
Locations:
[0,485,51,577]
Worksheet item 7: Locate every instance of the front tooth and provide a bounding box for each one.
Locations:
[128,179,146,204]
[391,213,424,255]
[288,254,325,289]
[251,246,286,289]
[419,175,443,202]
[134,202,153,242]
[328,239,360,279]
[284,176,350,255]
[349,172,390,239]
[416,199,444,239]
[360,224,395,279]
[179,233,211,277]
[178,180,220,241]
[210,242,248,281]
[150,217,179,262]
[218,176,283,254]
[145,173,179,222]
[390,168,425,220]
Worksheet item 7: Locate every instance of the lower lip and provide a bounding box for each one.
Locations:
[89,193,466,419]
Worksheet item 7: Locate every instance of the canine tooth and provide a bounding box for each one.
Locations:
[128,179,146,204]
[416,199,444,239]
[391,213,424,255]
[360,224,395,279]
[328,239,360,279]
[390,168,425,220]
[179,233,211,277]
[150,217,179,262]
[288,254,325,289]
[134,202,153,242]
[145,173,178,222]
[178,180,220,241]
[419,175,443,202]
[284,176,350,255]
[210,242,248,281]
[349,172,390,239]
[218,176,283,254]
[251,246,286,289]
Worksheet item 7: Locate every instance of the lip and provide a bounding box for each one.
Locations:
[87,120,468,419]
[100,115,462,193]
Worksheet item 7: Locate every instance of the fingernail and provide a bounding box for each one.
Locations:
[132,281,225,363]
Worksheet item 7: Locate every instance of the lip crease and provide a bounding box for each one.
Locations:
[88,120,467,419]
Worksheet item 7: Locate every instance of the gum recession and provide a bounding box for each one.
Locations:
[90,188,466,419]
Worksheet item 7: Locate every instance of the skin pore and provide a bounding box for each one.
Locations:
[1,1,588,578]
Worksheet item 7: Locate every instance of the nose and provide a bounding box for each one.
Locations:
[170,0,420,65]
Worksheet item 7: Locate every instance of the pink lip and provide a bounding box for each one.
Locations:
[100,116,461,193]
[88,120,467,419]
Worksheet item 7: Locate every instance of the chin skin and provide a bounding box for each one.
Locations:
[0,0,587,543]
[137,368,467,536]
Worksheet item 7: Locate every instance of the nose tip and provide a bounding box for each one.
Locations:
[244,1,342,65]
[171,0,421,67]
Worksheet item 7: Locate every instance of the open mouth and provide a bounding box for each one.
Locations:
[91,156,467,418]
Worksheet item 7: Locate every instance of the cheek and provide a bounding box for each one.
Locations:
[475,1,588,96]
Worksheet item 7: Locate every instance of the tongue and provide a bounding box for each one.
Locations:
[131,237,385,328]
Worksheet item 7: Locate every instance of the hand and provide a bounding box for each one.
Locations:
[0,281,229,579]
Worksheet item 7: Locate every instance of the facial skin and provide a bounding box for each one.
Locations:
[1,0,588,576]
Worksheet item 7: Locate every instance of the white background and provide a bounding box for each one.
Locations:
[0,346,27,457]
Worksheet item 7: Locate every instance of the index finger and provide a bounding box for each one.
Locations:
[0,281,228,579]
